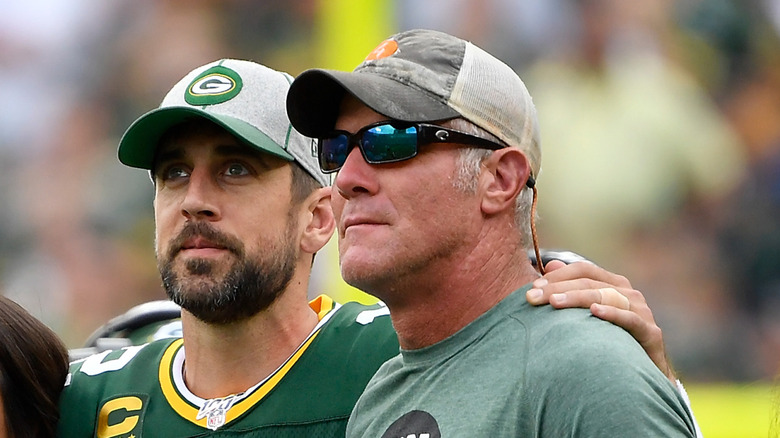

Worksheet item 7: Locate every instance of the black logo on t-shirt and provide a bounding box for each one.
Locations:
[380,410,441,438]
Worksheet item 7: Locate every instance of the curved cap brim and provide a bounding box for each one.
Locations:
[118,106,295,170]
[287,68,460,138]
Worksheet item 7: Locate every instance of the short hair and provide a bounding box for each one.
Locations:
[442,118,535,249]
[289,160,323,205]
[0,296,69,438]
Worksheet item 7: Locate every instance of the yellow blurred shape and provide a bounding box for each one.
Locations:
[315,0,395,70]
[687,382,774,438]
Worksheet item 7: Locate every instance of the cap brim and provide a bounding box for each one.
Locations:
[287,69,460,138]
[118,106,295,170]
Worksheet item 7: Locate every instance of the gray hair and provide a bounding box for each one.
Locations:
[442,118,535,249]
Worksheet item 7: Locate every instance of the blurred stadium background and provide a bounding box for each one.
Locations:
[1,0,778,435]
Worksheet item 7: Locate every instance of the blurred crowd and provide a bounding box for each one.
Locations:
[1,0,778,383]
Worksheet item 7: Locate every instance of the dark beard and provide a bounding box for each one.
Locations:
[158,221,297,325]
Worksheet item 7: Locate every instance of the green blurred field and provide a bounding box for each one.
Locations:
[687,382,775,438]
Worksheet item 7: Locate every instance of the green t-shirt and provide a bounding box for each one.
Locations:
[346,286,697,437]
[58,297,398,437]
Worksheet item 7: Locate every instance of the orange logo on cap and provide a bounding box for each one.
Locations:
[364,39,398,61]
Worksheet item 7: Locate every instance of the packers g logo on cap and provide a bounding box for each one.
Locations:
[185,65,243,106]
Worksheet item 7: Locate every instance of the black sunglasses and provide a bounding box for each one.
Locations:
[317,121,506,173]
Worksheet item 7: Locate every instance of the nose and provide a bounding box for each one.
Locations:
[334,146,378,198]
[180,169,220,221]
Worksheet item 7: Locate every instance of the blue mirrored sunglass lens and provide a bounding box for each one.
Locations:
[362,125,418,162]
[320,135,349,171]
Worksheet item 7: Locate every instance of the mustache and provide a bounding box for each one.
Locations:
[167,222,244,259]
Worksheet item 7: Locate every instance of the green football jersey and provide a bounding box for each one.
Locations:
[57,296,399,437]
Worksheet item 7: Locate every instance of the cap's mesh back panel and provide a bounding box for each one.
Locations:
[449,43,541,176]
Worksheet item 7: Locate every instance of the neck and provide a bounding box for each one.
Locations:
[384,225,539,350]
[179,286,318,399]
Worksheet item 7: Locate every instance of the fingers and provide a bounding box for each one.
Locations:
[527,280,641,309]
[597,287,630,310]
[590,303,647,337]
[538,287,600,308]
[541,260,632,289]
[526,261,639,308]
[589,303,662,358]
[540,259,567,272]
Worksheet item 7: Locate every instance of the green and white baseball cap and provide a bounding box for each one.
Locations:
[118,59,327,187]
[287,29,541,178]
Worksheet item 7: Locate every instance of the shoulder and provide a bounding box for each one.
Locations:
[515,301,680,401]
[64,337,178,398]
[266,301,398,420]
[318,300,395,340]
[515,296,636,347]
[326,300,393,327]
[518,307,696,435]
[521,304,652,377]
[315,301,398,363]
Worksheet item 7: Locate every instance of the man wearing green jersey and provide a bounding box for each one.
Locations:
[57,59,402,437]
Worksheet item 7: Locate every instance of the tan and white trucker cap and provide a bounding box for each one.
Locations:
[286,29,541,177]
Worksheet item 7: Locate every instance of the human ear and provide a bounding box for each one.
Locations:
[300,186,336,254]
[480,148,530,216]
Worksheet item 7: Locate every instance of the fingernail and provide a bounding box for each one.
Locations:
[532,278,548,288]
[550,293,567,305]
[527,288,543,302]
